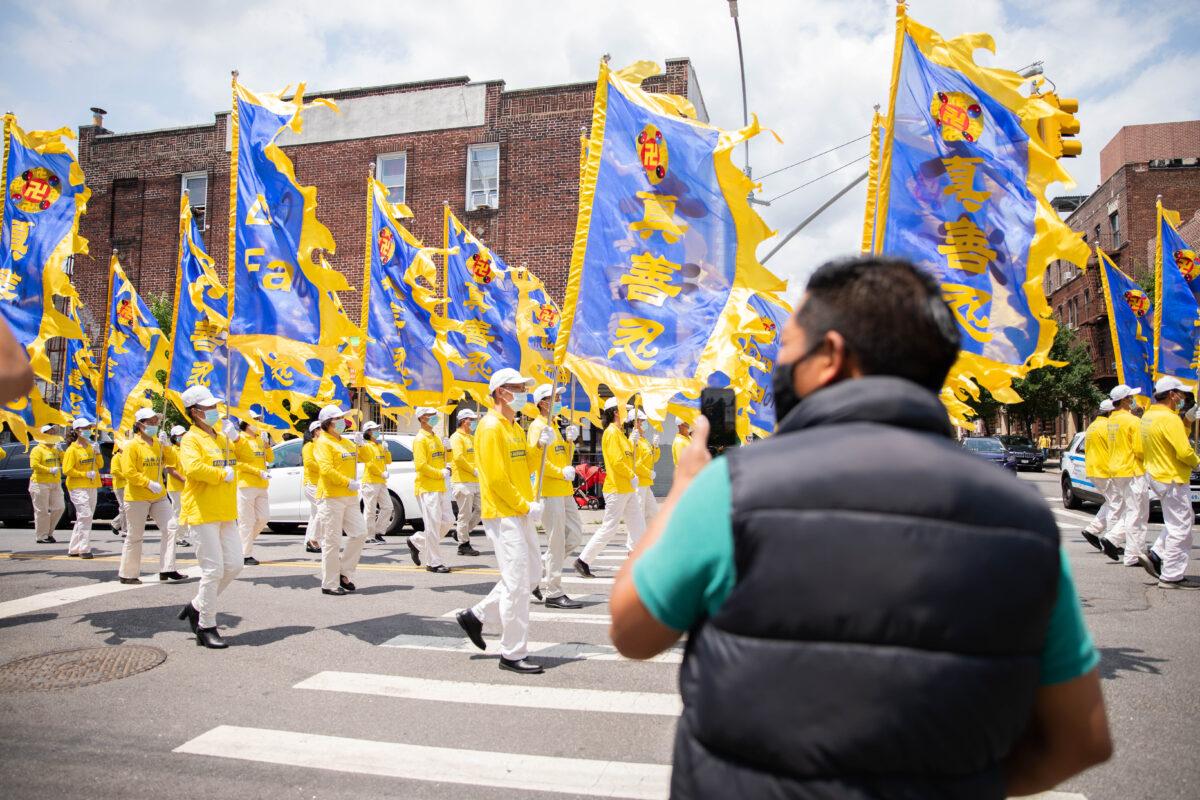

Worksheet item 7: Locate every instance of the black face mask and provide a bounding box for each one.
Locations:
[771,338,829,425]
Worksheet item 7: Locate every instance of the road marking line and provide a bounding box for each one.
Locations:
[295,671,681,716]
[382,633,682,664]
[0,566,203,620]
[1052,508,1095,523]
[175,725,670,799]
[443,609,611,625]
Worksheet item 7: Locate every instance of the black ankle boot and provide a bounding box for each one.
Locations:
[195,627,228,649]
[177,602,200,634]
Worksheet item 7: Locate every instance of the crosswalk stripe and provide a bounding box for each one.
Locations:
[443,609,612,625]
[175,725,671,799]
[295,671,682,716]
[0,565,203,620]
[382,633,683,663]
[561,575,614,586]
[1052,507,1094,523]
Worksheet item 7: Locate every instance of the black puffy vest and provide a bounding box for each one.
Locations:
[671,377,1060,800]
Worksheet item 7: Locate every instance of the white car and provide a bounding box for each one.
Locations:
[265,434,422,536]
[1061,431,1200,513]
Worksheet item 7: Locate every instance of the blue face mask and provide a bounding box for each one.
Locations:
[508,391,530,408]
[334,419,348,434]
[78,430,91,442]
[551,402,563,416]
[144,425,159,437]
[203,409,220,427]
[469,420,478,433]
[427,414,440,428]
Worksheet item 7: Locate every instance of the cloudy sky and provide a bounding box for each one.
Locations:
[2,0,1197,298]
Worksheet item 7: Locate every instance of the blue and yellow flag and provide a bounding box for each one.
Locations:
[1153,200,1198,387]
[0,114,89,382]
[361,177,458,415]
[62,300,99,422]
[512,266,563,389]
[166,194,228,414]
[0,384,69,445]
[861,106,884,254]
[873,7,1090,419]
[731,288,790,439]
[556,60,783,420]
[97,254,171,433]
[443,206,521,403]
[1098,247,1154,398]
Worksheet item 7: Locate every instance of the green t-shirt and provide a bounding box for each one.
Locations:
[632,458,1100,686]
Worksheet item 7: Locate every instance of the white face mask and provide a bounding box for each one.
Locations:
[506,390,530,408]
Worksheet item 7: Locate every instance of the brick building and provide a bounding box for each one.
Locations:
[70,59,708,335]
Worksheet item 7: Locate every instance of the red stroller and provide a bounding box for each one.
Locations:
[573,461,606,510]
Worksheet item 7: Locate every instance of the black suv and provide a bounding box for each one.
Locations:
[998,435,1045,472]
[0,441,120,529]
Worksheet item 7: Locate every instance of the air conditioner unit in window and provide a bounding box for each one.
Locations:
[474,203,492,211]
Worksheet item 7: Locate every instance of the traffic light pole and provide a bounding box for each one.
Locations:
[761,170,869,265]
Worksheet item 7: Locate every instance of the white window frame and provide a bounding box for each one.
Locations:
[465,143,500,211]
[375,152,407,204]
[181,171,208,229]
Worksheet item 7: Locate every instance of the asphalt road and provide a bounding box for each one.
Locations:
[0,470,1195,799]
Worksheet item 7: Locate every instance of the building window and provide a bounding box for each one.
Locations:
[375,153,407,204]
[1109,211,1120,246]
[466,143,500,211]
[1094,224,1102,246]
[1083,287,1090,313]
[181,171,208,230]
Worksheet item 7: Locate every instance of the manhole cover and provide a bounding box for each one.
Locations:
[0,645,167,692]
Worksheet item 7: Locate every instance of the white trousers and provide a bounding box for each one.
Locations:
[1148,478,1194,582]
[637,486,659,527]
[30,481,65,540]
[113,487,127,534]
[452,482,482,543]
[360,482,389,536]
[238,487,270,557]
[413,491,453,567]
[317,494,367,590]
[191,520,241,629]
[304,483,321,545]
[541,496,583,598]
[1110,474,1150,565]
[120,498,176,578]
[67,487,97,555]
[167,490,183,541]
[473,514,540,660]
[579,490,645,564]
[1084,477,1112,534]
[1103,477,1131,544]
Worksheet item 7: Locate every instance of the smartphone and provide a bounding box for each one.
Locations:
[700,386,738,454]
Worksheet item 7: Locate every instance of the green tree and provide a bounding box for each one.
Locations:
[1005,326,1105,435]
[964,386,1003,434]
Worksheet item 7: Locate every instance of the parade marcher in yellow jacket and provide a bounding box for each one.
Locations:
[313,405,368,595]
[1104,384,1147,565]
[671,419,691,467]
[1080,399,1115,551]
[631,409,661,528]
[63,417,102,558]
[231,410,273,566]
[528,384,583,609]
[1139,377,1200,588]
[162,425,190,549]
[110,433,129,537]
[455,368,545,674]
[118,407,187,584]
[29,424,65,544]
[409,407,453,572]
[302,421,322,552]
[358,420,392,544]
[449,409,482,556]
[575,397,645,577]
[176,386,239,649]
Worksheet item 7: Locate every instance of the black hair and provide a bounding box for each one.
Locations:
[795,256,961,392]
[602,406,618,428]
[239,420,251,432]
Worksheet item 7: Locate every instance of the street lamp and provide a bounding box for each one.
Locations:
[728,1,769,206]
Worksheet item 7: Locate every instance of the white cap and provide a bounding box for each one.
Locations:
[308,420,322,433]
[457,409,479,421]
[533,384,565,404]
[603,397,620,410]
[1099,399,1115,412]
[414,406,437,419]
[181,385,221,408]
[71,417,94,429]
[246,408,262,420]
[40,424,58,434]
[1154,376,1189,395]
[488,368,533,394]
[317,404,345,422]
[635,409,648,421]
[1110,384,1141,402]
[170,425,186,437]
[134,407,158,423]
[362,421,381,432]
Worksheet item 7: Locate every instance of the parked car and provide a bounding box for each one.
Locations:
[961,436,1018,471]
[265,434,421,536]
[1060,431,1200,512]
[0,441,120,528]
[997,435,1045,471]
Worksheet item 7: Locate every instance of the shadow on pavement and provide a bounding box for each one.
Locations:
[0,612,58,630]
[225,624,315,647]
[78,603,245,645]
[430,581,494,597]
[352,584,413,596]
[1097,646,1167,680]
[241,573,319,591]
[329,612,453,646]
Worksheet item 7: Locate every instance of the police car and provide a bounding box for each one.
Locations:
[1060,431,1200,512]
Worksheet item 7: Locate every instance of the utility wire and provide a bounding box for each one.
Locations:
[756,133,870,180]
[763,154,869,204]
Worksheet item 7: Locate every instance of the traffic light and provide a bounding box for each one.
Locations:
[1036,91,1082,159]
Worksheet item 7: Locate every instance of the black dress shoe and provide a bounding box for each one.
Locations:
[80,551,94,560]
[159,571,188,582]
[178,539,192,547]
[406,538,421,566]
[532,587,543,601]
[426,564,450,573]
[545,594,583,609]
[458,543,480,556]
[177,602,200,634]
[499,657,544,675]
[339,575,357,592]
[305,543,321,553]
[1099,538,1123,562]
[68,552,80,557]
[38,536,57,544]
[1148,548,1163,575]
[573,558,594,578]
[118,577,142,585]
[456,608,486,650]
[195,627,228,649]
[1080,530,1103,551]
[243,556,259,566]
[322,587,347,596]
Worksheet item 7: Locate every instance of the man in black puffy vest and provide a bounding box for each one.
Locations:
[611,256,1111,799]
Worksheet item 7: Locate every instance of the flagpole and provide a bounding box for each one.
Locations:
[94,250,119,430]
[162,193,189,417]
[225,69,239,418]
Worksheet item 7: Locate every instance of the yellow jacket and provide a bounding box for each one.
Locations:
[671,434,690,466]
[634,436,659,483]
[302,440,320,486]
[413,429,448,495]
[527,417,574,498]
[110,440,128,490]
[234,434,273,490]
[30,443,62,485]
[179,428,236,524]
[601,424,636,494]
[315,434,358,499]
[1141,404,1199,484]
[63,440,102,490]
[1083,416,1111,480]
[162,443,184,493]
[124,436,167,502]
[449,429,478,484]
[359,439,391,484]
[476,409,533,519]
[1106,408,1144,477]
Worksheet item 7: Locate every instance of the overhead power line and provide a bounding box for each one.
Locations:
[763,154,869,204]
[756,133,871,181]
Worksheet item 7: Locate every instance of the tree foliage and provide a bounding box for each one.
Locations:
[1004,325,1105,434]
